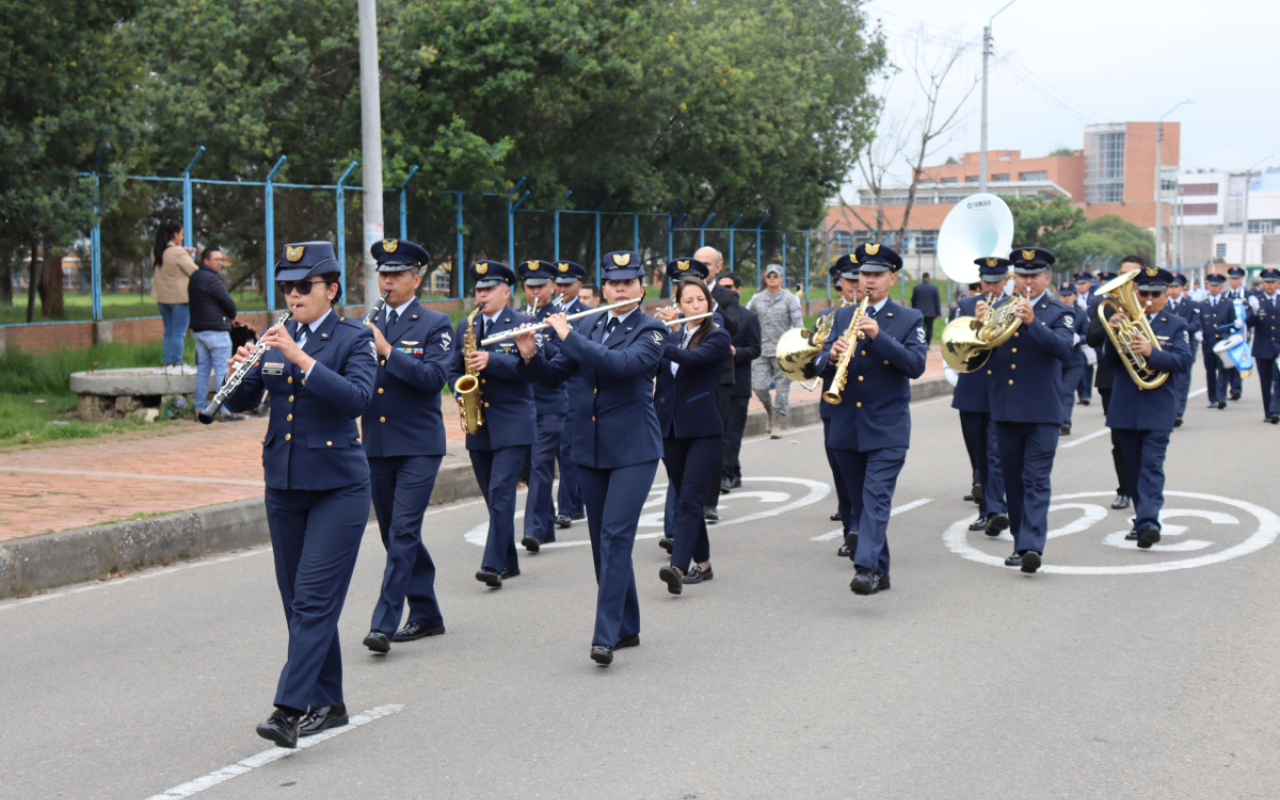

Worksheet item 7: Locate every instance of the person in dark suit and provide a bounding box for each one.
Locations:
[447,261,541,589]
[983,247,1075,574]
[1086,268,1132,509]
[1246,268,1280,423]
[1165,274,1201,426]
[909,271,942,346]
[1056,282,1088,435]
[652,276,732,592]
[820,256,858,557]
[1101,266,1193,547]
[360,239,452,655]
[1199,273,1237,409]
[716,271,761,491]
[814,243,928,595]
[516,259,566,552]
[514,251,667,666]
[691,247,740,520]
[553,261,592,530]
[223,241,377,748]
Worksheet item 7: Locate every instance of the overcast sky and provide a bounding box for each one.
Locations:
[846,0,1279,192]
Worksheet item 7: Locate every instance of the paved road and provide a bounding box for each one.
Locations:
[2,372,1278,800]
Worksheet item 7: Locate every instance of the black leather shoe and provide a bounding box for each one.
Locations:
[1125,530,1140,541]
[571,512,585,521]
[521,535,540,554]
[1217,400,1227,410]
[703,507,720,523]
[658,566,683,595]
[1111,494,1130,510]
[985,513,1009,537]
[1060,424,1071,435]
[393,622,445,642]
[299,703,348,737]
[1004,551,1022,567]
[501,567,520,580]
[1174,414,1183,427]
[683,565,712,584]
[590,645,614,665]
[616,633,640,649]
[850,569,886,595]
[972,484,984,504]
[1137,525,1161,549]
[363,630,391,653]
[1270,413,1279,424]
[1078,398,1091,406]
[830,510,842,521]
[658,536,674,554]
[256,709,300,749]
[963,492,975,502]
[837,543,850,557]
[729,477,742,489]
[555,514,572,529]
[844,532,858,560]
[720,480,732,494]
[475,567,502,588]
[1207,403,1219,409]
[1231,391,1242,401]
[969,513,990,531]
[1020,551,1041,573]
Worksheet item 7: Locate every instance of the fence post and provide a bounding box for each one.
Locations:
[182,146,205,248]
[754,214,771,288]
[399,165,418,239]
[594,194,611,284]
[454,191,464,298]
[781,232,788,292]
[633,213,640,256]
[509,189,530,268]
[697,213,716,249]
[264,155,287,312]
[91,160,104,322]
[667,203,682,264]
[727,213,743,270]
[335,160,359,300]
[554,191,572,260]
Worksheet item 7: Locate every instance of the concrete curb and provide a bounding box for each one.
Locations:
[0,378,951,600]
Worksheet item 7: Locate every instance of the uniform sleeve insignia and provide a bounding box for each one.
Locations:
[651,331,664,344]
[916,325,926,343]
[612,253,631,267]
[1184,330,1190,344]
[865,244,880,256]
[558,262,569,272]
[440,331,452,350]
[534,332,545,348]
[369,341,378,360]
[286,245,305,262]
[382,239,398,253]
[1063,314,1074,328]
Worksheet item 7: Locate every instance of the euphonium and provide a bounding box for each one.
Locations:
[822,294,870,405]
[940,289,1025,373]
[776,307,840,384]
[1096,270,1168,390]
[454,307,485,434]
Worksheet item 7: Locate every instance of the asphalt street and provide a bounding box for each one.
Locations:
[2,369,1278,800]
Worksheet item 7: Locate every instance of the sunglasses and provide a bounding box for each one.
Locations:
[1137,290,1164,298]
[278,278,331,296]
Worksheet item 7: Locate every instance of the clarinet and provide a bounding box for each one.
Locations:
[197,310,292,425]
[362,290,392,325]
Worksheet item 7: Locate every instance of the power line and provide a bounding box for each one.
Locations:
[994,48,1105,124]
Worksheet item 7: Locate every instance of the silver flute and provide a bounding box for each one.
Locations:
[197,310,292,425]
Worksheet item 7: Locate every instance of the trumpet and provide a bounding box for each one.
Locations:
[822,294,870,405]
[198,310,292,424]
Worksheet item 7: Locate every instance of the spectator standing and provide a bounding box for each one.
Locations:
[151,218,198,368]
[717,272,761,488]
[748,263,803,432]
[188,245,245,421]
[910,271,942,345]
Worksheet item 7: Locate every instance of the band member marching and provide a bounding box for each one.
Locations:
[1057,281,1089,436]
[1199,273,1237,410]
[981,247,1074,574]
[823,255,859,558]
[516,259,567,552]
[1073,271,1096,405]
[514,251,668,665]
[1225,266,1248,401]
[223,241,377,747]
[448,261,542,589]
[1245,268,1280,424]
[552,260,591,530]
[814,243,927,595]
[1165,273,1201,426]
[360,239,452,654]
[1086,268,1131,509]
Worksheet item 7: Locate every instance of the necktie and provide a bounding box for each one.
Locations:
[482,317,491,339]
[605,317,619,340]
[297,325,308,350]
[387,310,399,331]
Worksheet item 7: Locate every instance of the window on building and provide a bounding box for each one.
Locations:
[964,176,978,183]
[1249,220,1277,234]
[1089,183,1124,203]
[1180,183,1217,196]
[1216,243,1228,258]
[1019,171,1048,181]
[1084,127,1126,204]
[990,173,1010,182]
[830,230,853,256]
[912,231,939,254]
[1180,203,1218,216]
[941,177,958,184]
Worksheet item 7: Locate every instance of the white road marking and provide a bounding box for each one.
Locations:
[810,498,934,540]
[0,466,263,487]
[143,704,404,799]
[1189,387,1207,398]
[1060,428,1109,449]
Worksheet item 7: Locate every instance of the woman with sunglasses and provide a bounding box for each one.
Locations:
[653,275,731,594]
[223,241,378,748]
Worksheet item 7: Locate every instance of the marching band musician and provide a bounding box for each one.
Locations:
[1199,273,1237,410]
[652,275,732,594]
[814,243,927,595]
[448,260,542,589]
[516,259,566,552]
[1086,268,1132,510]
[823,255,859,558]
[1073,271,1095,406]
[1165,274,1201,427]
[1100,266,1193,548]
[360,239,452,655]
[717,270,761,492]
[514,251,668,665]
[1225,266,1248,401]
[980,247,1074,575]
[223,241,377,748]
[1057,282,1088,436]
[950,257,1010,539]
[1245,268,1280,424]
[552,261,591,531]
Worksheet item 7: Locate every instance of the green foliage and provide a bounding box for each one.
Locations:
[0,392,150,448]
[1002,195,1153,270]
[1048,146,1075,157]
[0,339,189,394]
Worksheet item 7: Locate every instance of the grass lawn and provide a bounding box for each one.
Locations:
[0,392,155,448]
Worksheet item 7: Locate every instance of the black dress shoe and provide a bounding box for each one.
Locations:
[1125,530,1140,541]
[837,543,850,557]
[729,477,742,489]
[1078,398,1091,406]
[969,513,990,532]
[521,535,541,554]
[658,566,683,595]
[1137,525,1161,549]
[850,569,886,595]
[720,480,732,494]
[393,622,445,642]
[501,567,520,580]
[703,507,720,523]
[1270,413,1280,424]
[555,514,572,529]
[1174,414,1183,427]
[590,645,614,665]
[1004,551,1022,567]
[299,704,348,737]
[571,512,585,521]
[844,532,858,560]
[363,630,391,653]
[1231,391,1242,401]
[1217,400,1227,410]
[615,633,640,649]
[963,492,975,502]
[1060,423,1071,435]
[1111,494,1130,510]
[256,709,300,749]
[830,510,842,521]
[475,567,502,588]
[1207,403,1219,409]
[985,513,1009,537]
[658,536,674,554]
[972,484,983,504]
[683,565,712,584]
[1020,551,1041,573]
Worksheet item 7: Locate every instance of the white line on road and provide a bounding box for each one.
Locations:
[1060,427,1110,449]
[811,498,934,540]
[144,704,404,799]
[1189,387,1207,398]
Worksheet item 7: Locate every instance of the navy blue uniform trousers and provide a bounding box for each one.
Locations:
[1174,346,1197,416]
[578,460,659,648]
[1077,363,1093,401]
[523,412,565,543]
[264,482,370,712]
[1112,428,1171,533]
[959,411,1007,517]
[1204,344,1226,404]
[831,447,907,575]
[471,445,529,573]
[662,435,719,570]
[994,422,1060,556]
[1255,357,1280,417]
[557,428,584,518]
[368,455,443,636]
[822,419,852,533]
[1060,363,1084,426]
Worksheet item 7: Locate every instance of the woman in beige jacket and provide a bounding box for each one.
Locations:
[151,218,198,366]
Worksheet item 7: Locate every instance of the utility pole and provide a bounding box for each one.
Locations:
[1155,100,1191,266]
[358,0,384,308]
[1240,157,1272,268]
[980,0,1018,195]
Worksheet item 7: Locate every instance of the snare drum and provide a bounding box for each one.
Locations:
[1213,333,1255,378]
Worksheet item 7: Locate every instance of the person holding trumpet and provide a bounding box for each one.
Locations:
[814,243,927,596]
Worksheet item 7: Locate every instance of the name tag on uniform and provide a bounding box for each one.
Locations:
[262,361,285,376]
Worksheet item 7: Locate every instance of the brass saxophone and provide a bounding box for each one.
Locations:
[454,307,484,434]
[822,294,870,405]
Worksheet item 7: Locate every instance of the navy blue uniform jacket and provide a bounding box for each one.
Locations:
[225,312,377,490]
[520,310,667,469]
[950,293,999,414]
[447,307,540,452]
[1199,295,1237,349]
[1247,294,1280,359]
[731,307,762,399]
[362,299,452,458]
[1103,311,1193,431]
[653,325,732,438]
[987,294,1075,424]
[525,302,567,416]
[814,299,928,451]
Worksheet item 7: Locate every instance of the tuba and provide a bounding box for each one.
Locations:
[941,290,1024,373]
[822,294,870,405]
[453,307,485,434]
[1096,271,1168,390]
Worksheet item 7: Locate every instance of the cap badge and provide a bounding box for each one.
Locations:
[527,260,539,271]
[865,244,880,256]
[382,239,398,253]
[1021,249,1035,261]
[476,263,489,275]
[985,258,999,267]
[285,245,305,263]
[558,262,569,272]
[678,260,690,271]
[612,253,631,267]
[1145,266,1159,277]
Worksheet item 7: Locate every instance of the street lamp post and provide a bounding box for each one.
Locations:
[1155,100,1191,266]
[980,0,1019,195]
[1240,156,1273,269]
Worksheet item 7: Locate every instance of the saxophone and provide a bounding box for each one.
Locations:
[454,307,485,434]
[822,294,870,405]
